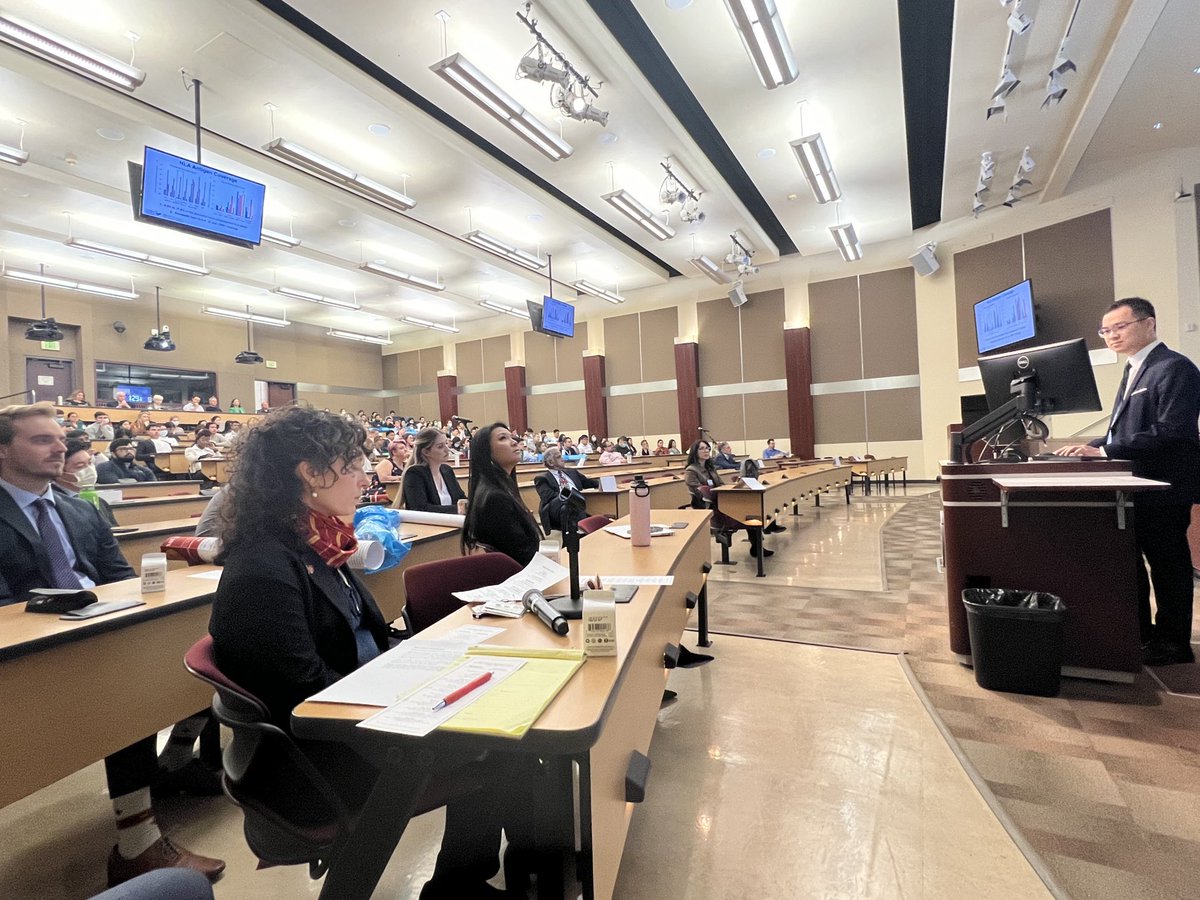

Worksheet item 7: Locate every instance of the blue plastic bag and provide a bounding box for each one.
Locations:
[353,506,411,573]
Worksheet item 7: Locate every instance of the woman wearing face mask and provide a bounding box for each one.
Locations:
[461,423,542,565]
[397,428,467,514]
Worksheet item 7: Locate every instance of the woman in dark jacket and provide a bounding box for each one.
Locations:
[462,422,541,565]
[683,439,771,558]
[396,427,466,514]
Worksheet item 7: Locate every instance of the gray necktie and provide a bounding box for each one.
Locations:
[33,499,85,590]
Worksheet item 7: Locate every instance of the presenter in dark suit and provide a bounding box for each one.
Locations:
[0,403,224,886]
[397,426,466,514]
[1056,298,1200,665]
[208,406,510,897]
[534,445,599,532]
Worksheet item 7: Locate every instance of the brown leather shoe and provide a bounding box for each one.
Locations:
[107,836,226,887]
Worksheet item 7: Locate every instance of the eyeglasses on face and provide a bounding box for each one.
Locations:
[1097,318,1147,337]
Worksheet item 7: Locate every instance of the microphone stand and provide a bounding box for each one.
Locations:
[550,484,587,620]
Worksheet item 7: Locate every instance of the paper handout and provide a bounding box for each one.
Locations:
[452,553,569,605]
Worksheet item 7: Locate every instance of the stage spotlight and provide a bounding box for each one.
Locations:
[992,67,1020,99]
[517,53,570,87]
[986,97,1006,120]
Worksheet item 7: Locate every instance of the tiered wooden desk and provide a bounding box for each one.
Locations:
[849,456,908,494]
[109,495,210,526]
[117,519,204,573]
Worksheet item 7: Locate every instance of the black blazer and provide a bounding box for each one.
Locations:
[0,485,135,604]
[467,489,542,566]
[96,458,157,483]
[1090,343,1200,506]
[400,464,465,514]
[533,468,599,532]
[209,532,390,730]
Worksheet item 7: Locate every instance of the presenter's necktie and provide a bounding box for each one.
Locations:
[33,499,85,590]
[1107,362,1132,443]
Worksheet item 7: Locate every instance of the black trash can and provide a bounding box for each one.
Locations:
[962,589,1067,697]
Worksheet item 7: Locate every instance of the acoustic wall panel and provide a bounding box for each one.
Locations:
[865,387,923,442]
[639,307,679,382]
[813,392,867,444]
[953,236,1024,367]
[739,288,786,382]
[808,276,863,383]
[603,313,642,386]
[699,394,744,445]
[743,390,789,442]
[860,268,918,379]
[697,297,741,386]
[1023,209,1113,352]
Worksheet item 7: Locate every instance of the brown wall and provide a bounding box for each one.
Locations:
[384,346,443,421]
[523,323,589,434]
[602,308,679,439]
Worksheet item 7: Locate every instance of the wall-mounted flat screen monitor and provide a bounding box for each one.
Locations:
[116,384,154,405]
[128,147,265,249]
[540,295,575,338]
[974,279,1036,354]
[978,337,1101,415]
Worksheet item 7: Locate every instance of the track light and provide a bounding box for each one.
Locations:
[464,230,547,271]
[263,138,416,211]
[722,0,799,90]
[789,134,842,204]
[516,7,609,128]
[689,255,733,284]
[270,285,359,310]
[64,238,210,276]
[3,266,138,300]
[602,189,675,241]
[572,280,624,304]
[328,329,392,346]
[992,67,1020,100]
[478,299,528,319]
[829,222,862,262]
[972,197,986,217]
[260,228,301,248]
[516,53,570,87]
[0,142,28,166]
[0,11,146,91]
[1003,190,1020,208]
[431,53,573,161]
[1042,71,1068,108]
[1007,4,1033,35]
[555,85,608,126]
[402,315,459,334]
[358,261,444,293]
[202,306,290,327]
[986,96,1006,120]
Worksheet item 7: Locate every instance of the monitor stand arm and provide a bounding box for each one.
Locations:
[954,375,1038,463]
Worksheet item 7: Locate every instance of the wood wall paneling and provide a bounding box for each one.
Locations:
[673,341,700,446]
[582,354,607,439]
[505,364,527,433]
[436,374,458,422]
[784,327,815,458]
[808,276,863,383]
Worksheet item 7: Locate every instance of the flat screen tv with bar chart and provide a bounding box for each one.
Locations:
[974,279,1036,354]
[527,296,575,338]
[129,147,265,248]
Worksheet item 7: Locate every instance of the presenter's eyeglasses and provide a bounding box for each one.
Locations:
[1097,318,1147,338]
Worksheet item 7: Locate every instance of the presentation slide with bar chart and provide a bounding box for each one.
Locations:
[141,147,265,243]
[975,280,1035,354]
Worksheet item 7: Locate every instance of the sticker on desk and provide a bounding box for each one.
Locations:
[596,575,674,586]
[357,657,524,737]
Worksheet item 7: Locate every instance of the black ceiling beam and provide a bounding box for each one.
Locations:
[254,0,680,277]
[897,0,955,230]
[585,0,798,257]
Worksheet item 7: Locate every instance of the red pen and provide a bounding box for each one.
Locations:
[432,672,493,711]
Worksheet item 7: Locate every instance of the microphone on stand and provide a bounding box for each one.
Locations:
[523,589,569,635]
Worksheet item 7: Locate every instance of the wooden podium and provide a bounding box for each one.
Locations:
[940,459,1167,682]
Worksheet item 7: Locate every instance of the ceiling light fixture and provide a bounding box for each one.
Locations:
[517,7,610,127]
[260,227,301,248]
[726,233,759,276]
[202,306,290,327]
[602,189,675,241]
[402,315,460,334]
[270,285,359,310]
[659,160,706,223]
[1005,0,1033,35]
[0,11,146,91]
[358,261,445,293]
[464,230,547,270]
[262,138,416,211]
[0,141,27,165]
[1004,146,1035,206]
[789,134,842,204]
[478,299,528,319]
[689,255,733,284]
[430,52,573,161]
[722,0,799,89]
[571,279,624,304]
[2,265,138,299]
[1043,0,1080,108]
[830,222,862,262]
[64,238,210,276]
[328,329,392,346]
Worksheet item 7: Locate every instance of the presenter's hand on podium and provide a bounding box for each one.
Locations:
[1054,445,1102,457]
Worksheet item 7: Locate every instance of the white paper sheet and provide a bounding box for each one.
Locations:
[186,570,223,581]
[602,524,675,540]
[596,574,674,586]
[452,553,570,605]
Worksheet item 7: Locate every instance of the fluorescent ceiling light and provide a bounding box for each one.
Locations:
[328,329,392,346]
[789,134,842,204]
[0,11,146,91]
[0,142,29,166]
[402,315,459,334]
[260,228,300,248]
[430,53,573,161]
[64,238,210,276]
[478,299,528,319]
[3,266,138,299]
[689,255,733,284]
[722,0,799,90]
[270,285,359,310]
[464,230,547,270]
[572,279,624,304]
[601,189,675,241]
[262,138,416,211]
[829,222,862,262]
[202,306,289,327]
[359,261,444,292]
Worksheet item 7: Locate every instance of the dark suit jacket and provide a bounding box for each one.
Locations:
[1090,343,1200,506]
[96,458,157,483]
[400,464,465,514]
[0,485,135,604]
[209,532,390,730]
[534,468,599,532]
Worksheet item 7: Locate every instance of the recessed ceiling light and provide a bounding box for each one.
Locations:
[599,131,619,144]
[367,123,390,136]
[96,127,124,141]
[757,147,776,160]
[1152,121,1163,130]
[338,218,356,227]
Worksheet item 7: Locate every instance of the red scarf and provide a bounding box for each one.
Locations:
[303,509,358,568]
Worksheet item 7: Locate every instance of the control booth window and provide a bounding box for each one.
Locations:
[95,361,217,408]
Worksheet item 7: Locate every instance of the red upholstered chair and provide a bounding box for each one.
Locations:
[577,515,613,535]
[401,553,523,634]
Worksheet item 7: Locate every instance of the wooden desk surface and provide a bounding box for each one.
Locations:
[518,470,689,516]
[713,464,852,526]
[116,518,201,573]
[110,494,211,526]
[991,472,1169,491]
[96,480,201,498]
[69,406,260,427]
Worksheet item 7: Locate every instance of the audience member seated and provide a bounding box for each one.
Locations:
[63,411,82,431]
[86,413,115,442]
[227,398,245,414]
[0,403,223,887]
[398,428,466,514]
[667,439,679,454]
[108,391,134,410]
[762,438,786,459]
[597,440,624,466]
[534,446,599,533]
[615,436,636,458]
[462,422,541,565]
[712,441,739,470]
[146,395,167,410]
[638,439,651,456]
[363,440,408,501]
[135,424,173,477]
[58,438,116,526]
[208,406,512,897]
[576,433,593,453]
[131,412,154,437]
[203,396,221,412]
[652,439,669,457]
[684,439,771,559]
[182,396,205,412]
[96,439,157,483]
[64,389,90,407]
[184,431,219,482]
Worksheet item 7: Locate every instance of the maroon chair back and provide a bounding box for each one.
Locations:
[402,553,523,634]
[577,515,613,535]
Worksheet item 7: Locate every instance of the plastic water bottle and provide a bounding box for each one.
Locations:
[79,487,100,509]
[629,476,651,546]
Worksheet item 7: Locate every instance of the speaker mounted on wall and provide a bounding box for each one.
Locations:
[908,242,940,277]
[729,282,750,308]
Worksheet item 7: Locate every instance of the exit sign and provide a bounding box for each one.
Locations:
[265,360,278,369]
[40,341,61,351]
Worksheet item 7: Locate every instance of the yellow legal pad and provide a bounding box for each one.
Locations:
[439,646,586,739]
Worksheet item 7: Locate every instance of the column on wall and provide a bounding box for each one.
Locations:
[673,339,700,444]
[582,352,607,439]
[783,327,815,458]
[437,372,458,423]
[505,363,527,433]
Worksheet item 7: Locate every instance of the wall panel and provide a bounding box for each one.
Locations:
[808,276,862,383]
[739,289,785,382]
[865,388,923,442]
[813,392,866,444]
[860,268,918,378]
